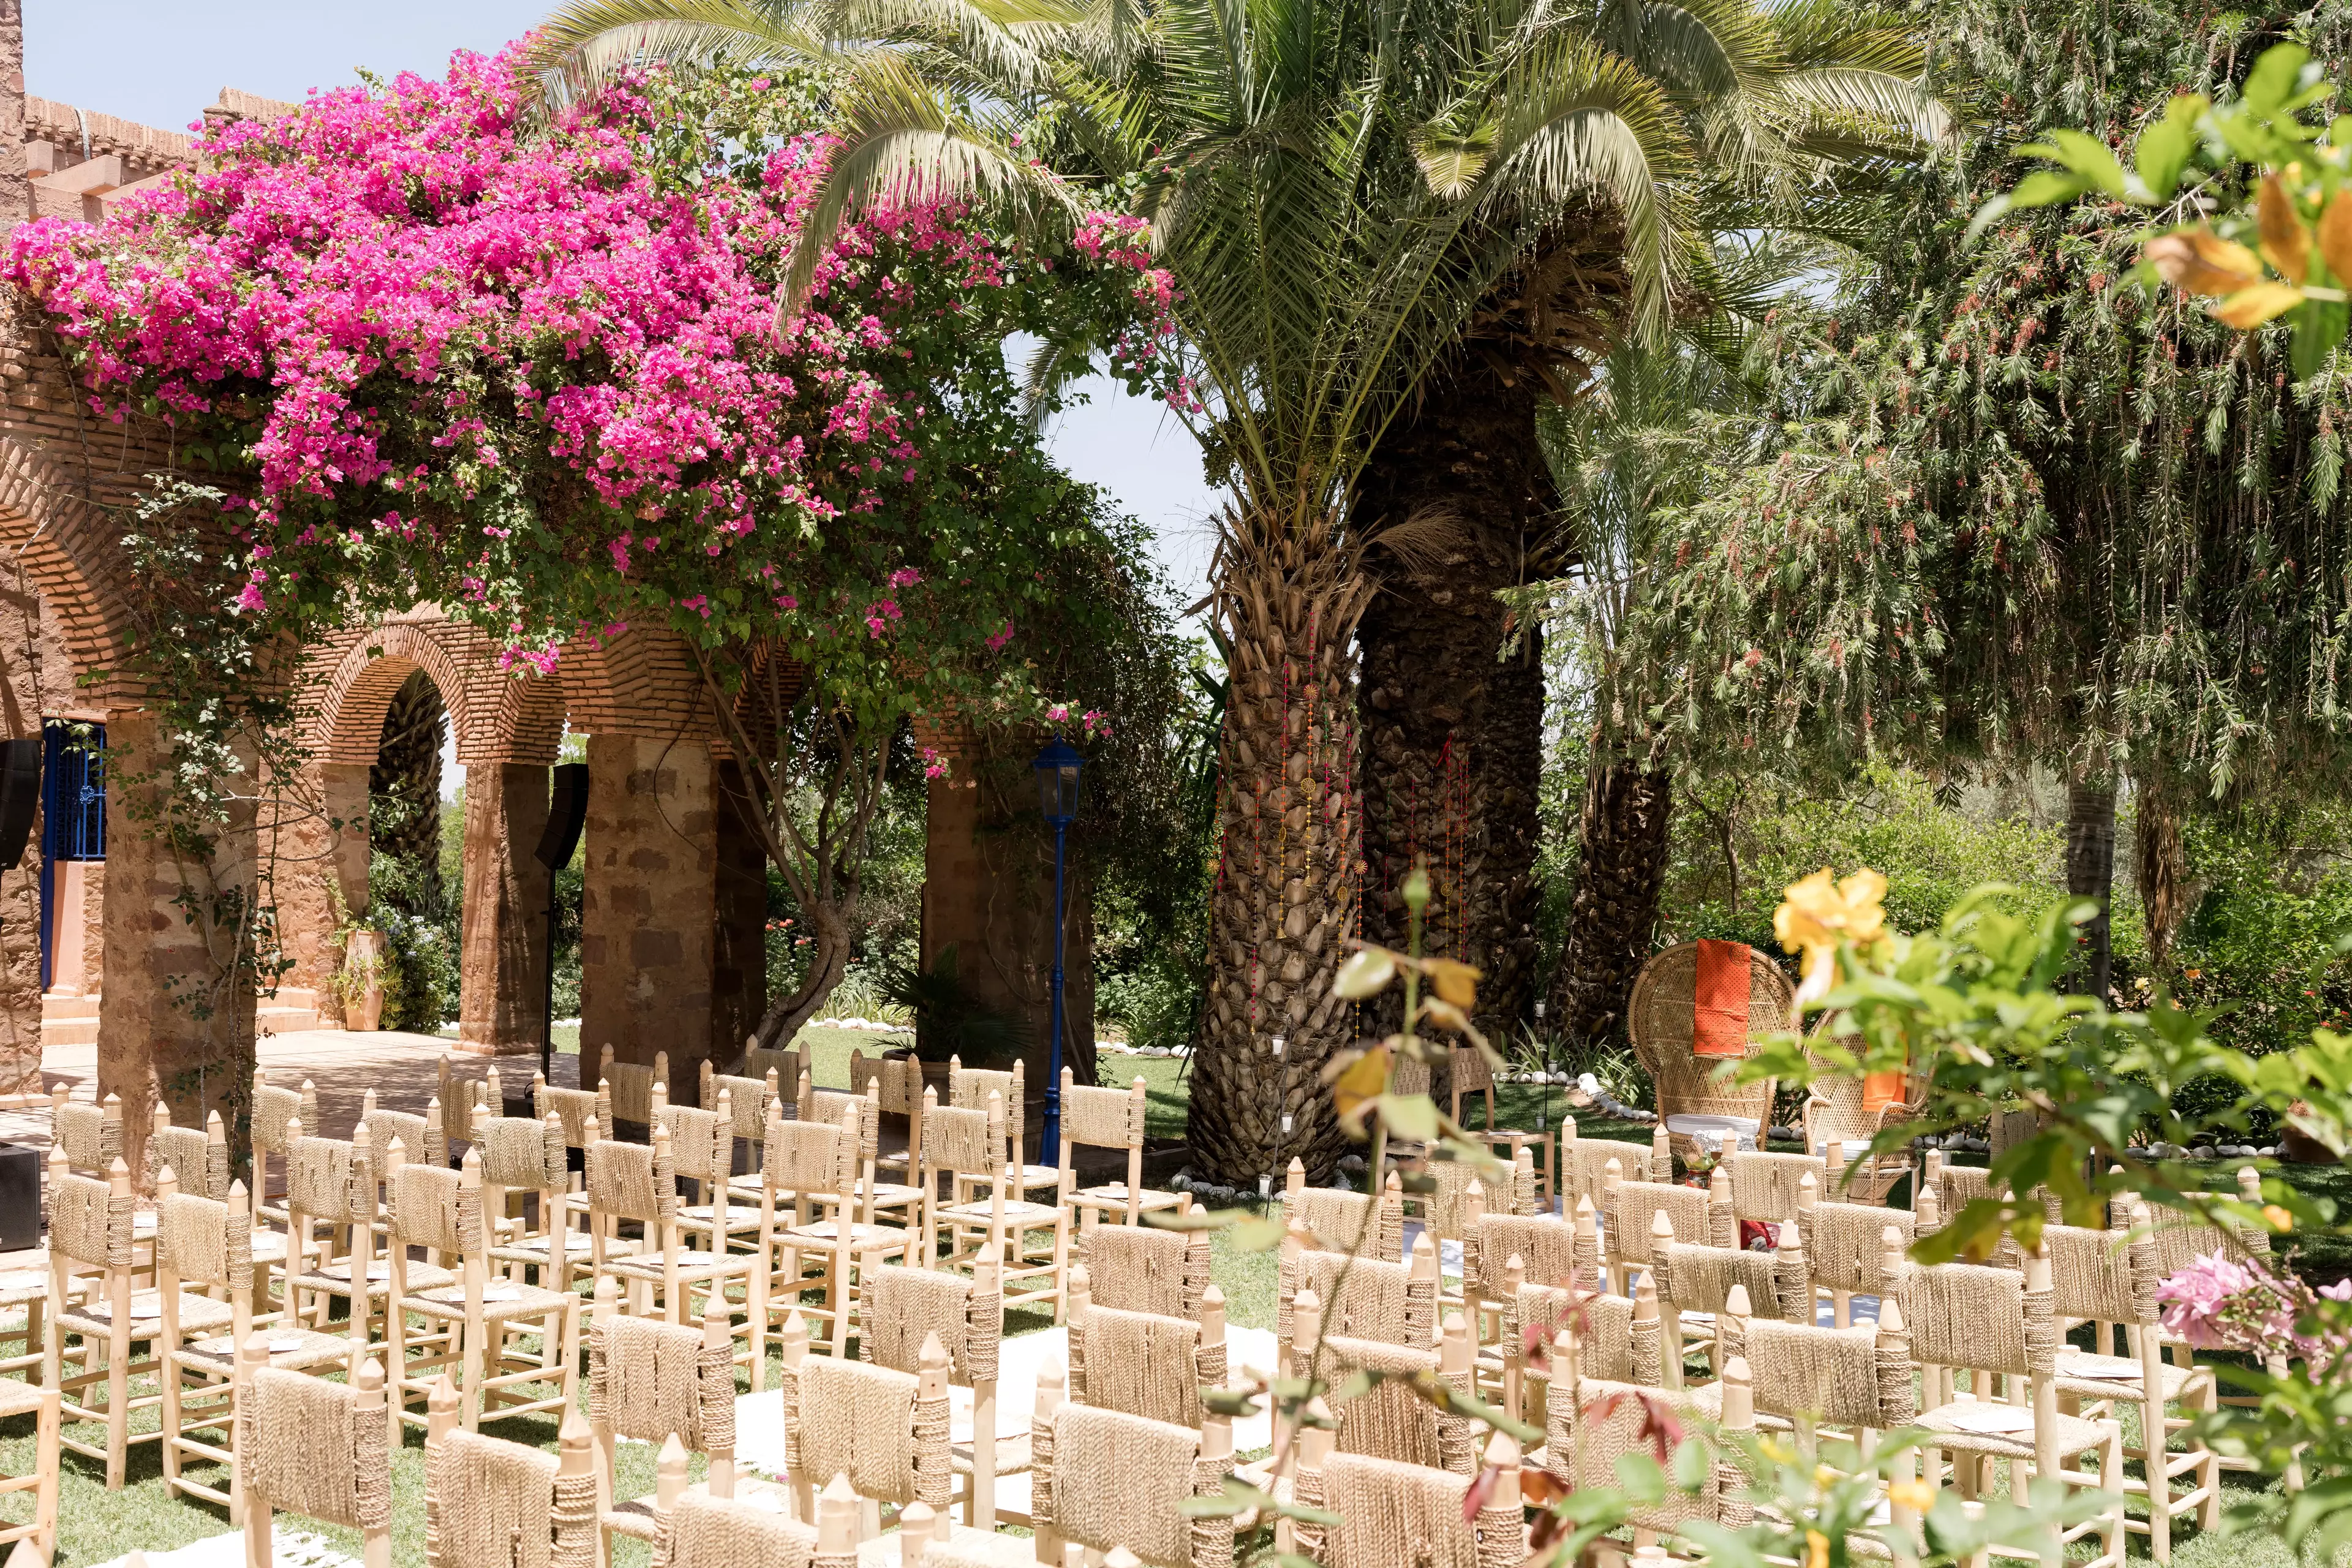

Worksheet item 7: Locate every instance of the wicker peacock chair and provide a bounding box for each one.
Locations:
[1627,941,1793,1166]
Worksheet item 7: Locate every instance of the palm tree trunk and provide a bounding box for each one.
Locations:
[2067,778,2117,1001]
[371,669,445,913]
[1355,367,1552,1044]
[1544,755,1673,1048]
[1189,511,1372,1187]
[2134,783,2187,973]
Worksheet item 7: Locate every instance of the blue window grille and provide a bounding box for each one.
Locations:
[38,719,105,992]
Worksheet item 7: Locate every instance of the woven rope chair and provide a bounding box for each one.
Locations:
[44,1150,227,1488]
[1558,1118,1654,1216]
[1289,1286,1478,1475]
[595,1047,669,1131]
[669,1090,766,1256]
[1450,1044,1552,1205]
[1724,1151,1825,1226]
[1280,1159,1404,1261]
[0,1373,57,1560]
[1687,1281,1912,1438]
[1278,1231,1440,1366]
[156,1167,355,1517]
[2132,1170,2280,1468]
[439,1056,506,1153]
[481,1112,592,1289]
[1647,1210,1809,1380]
[649,1475,832,1568]
[1887,1243,2128,1567]
[861,1256,1017,1527]
[1795,1191,1917,1329]
[1479,1199,1608,1418]
[1544,1334,1748,1548]
[248,1072,319,1227]
[850,1049,924,1180]
[778,1311,954,1533]
[1601,1164,1733,1298]
[358,1088,449,1176]
[2046,1205,2218,1564]
[924,1089,1069,1323]
[701,1058,777,1146]
[145,1106,231,1202]
[1076,1211,1211,1319]
[1061,1071,1182,1226]
[1501,1276,1664,1438]
[386,1144,581,1434]
[1626,942,1790,1163]
[588,1283,744,1550]
[237,1344,394,1568]
[1028,1355,1237,1568]
[586,1118,755,1327]
[424,1374,600,1568]
[50,1087,123,1177]
[1069,1262,1229,1431]
[747,1096,907,1366]
[284,1122,445,1344]
[951,1056,1060,1199]
[1285,1438,1525,1568]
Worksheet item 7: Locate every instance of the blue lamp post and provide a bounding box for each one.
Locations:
[1034,737,1084,1164]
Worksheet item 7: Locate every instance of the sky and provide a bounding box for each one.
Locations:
[32,2,1227,793]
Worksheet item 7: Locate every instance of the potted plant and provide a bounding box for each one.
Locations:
[322,876,390,1033]
[878,944,1032,1098]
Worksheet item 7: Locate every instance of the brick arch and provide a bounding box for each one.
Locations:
[314,616,480,766]
[0,437,147,704]
[306,605,573,766]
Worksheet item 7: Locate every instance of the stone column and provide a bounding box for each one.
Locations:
[710,762,769,1059]
[578,735,716,1082]
[264,760,368,1021]
[920,774,1098,1105]
[96,706,258,1166]
[456,761,551,1056]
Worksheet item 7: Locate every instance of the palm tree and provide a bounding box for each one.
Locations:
[532,0,1684,1182]
[1355,2,1937,1045]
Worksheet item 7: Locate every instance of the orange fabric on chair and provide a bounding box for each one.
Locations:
[1862,1060,1908,1113]
[1692,939,1754,1058]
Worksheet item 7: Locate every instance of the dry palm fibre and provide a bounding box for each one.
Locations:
[862,1264,976,1376]
[1283,1249,1423,1346]
[1077,1303,1205,1427]
[652,1490,816,1568]
[796,1355,924,1504]
[1321,1452,1493,1568]
[426,1428,565,1568]
[241,1366,390,1530]
[1044,1404,1202,1567]
[1319,1335,1446,1471]
[1080,1224,1202,1318]
[593,1314,733,1452]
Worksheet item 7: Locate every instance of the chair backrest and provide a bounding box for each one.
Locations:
[662,1095,732,1187]
[761,1101,857,1203]
[2045,1220,2160,1327]
[850,1052,921,1117]
[1408,1159,1486,1241]
[1558,1120,1649,1211]
[424,1415,598,1568]
[950,1057,1025,1157]
[1803,1202,1917,1298]
[385,1153,486,1258]
[154,1181,254,1294]
[743,1044,803,1095]
[1653,1234,1801,1322]
[239,1350,393,1536]
[1716,1298,1916,1430]
[362,1104,447,1174]
[1281,1166,1403,1261]
[1888,1254,2051,1378]
[1517,1282,1662,1387]
[783,1327,949,1511]
[1466,1210,1586,1305]
[1294,1304,1476,1476]
[590,1298,736,1452]
[651,1490,820,1568]
[535,1080,601,1150]
[1552,1376,1733,1537]
[288,1128,371,1227]
[596,1050,666,1126]
[45,1153,134,1270]
[1307,1445,1520,1568]
[861,1263,1000,1387]
[1627,941,1789,1120]
[586,1126,678,1227]
[1727,1151,1825,1225]
[2136,1189,2272,1278]
[438,1057,494,1148]
[918,1096,1003,1183]
[1061,1077,1145,1155]
[1075,1218,1211,1319]
[1279,1235,1437,1349]
[1607,1177,1728,1266]
[146,1110,230,1202]
[250,1074,318,1159]
[473,1114,568,1195]
[700,1062,774,1142]
[1036,1397,1231,1568]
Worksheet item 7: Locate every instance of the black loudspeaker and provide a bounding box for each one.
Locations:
[0,739,39,871]
[534,761,590,870]
[0,1142,40,1251]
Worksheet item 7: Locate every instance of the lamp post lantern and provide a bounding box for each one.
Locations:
[1033,737,1084,1163]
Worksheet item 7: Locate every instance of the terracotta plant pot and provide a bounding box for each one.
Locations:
[344,929,388,1033]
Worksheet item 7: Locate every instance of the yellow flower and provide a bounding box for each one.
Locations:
[2264,1204,2294,1232]
[1774,867,1890,1003]
[1887,1478,1936,1512]
[1805,1529,1830,1568]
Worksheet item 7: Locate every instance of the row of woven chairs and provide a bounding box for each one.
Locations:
[1276,1138,2276,1567]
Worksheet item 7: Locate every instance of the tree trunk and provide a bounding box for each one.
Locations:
[2134,783,2187,973]
[743,899,851,1062]
[1189,510,1372,1186]
[2067,778,2117,1002]
[1545,757,1673,1048]
[1354,365,1551,1044]
[370,668,444,913]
